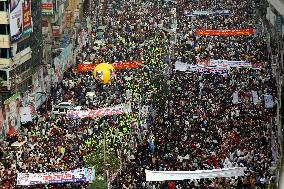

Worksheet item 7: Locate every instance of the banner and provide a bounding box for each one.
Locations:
[77,61,142,72]
[4,93,22,131]
[175,62,228,75]
[41,1,53,15]
[252,90,259,104]
[210,60,252,68]
[19,107,32,122]
[0,107,4,139]
[196,28,254,36]
[22,0,32,36]
[67,104,132,119]
[17,167,95,185]
[145,167,246,181]
[9,0,23,42]
[186,10,231,16]
[264,95,274,108]
[232,91,239,104]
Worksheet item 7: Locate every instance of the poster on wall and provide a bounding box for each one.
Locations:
[9,0,23,42]
[4,93,22,131]
[22,0,32,36]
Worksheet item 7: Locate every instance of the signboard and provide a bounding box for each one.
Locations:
[17,167,95,185]
[9,0,23,42]
[275,15,283,35]
[41,1,53,15]
[22,0,32,36]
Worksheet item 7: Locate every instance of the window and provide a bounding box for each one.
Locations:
[0,2,8,11]
[0,24,9,35]
[0,70,7,81]
[16,38,31,53]
[0,48,11,58]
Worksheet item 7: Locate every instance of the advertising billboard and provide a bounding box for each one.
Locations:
[22,0,32,36]
[41,0,53,15]
[9,0,23,42]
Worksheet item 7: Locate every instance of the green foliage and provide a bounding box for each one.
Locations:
[87,177,107,189]
[84,145,119,175]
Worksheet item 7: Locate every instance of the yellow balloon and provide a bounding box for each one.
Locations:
[93,63,115,84]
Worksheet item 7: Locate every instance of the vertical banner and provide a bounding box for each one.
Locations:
[275,15,283,36]
[0,107,4,139]
[264,95,274,108]
[4,93,22,131]
[251,90,259,104]
[9,0,23,42]
[232,91,239,104]
[22,0,32,36]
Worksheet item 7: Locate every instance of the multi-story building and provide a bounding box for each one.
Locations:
[0,0,42,103]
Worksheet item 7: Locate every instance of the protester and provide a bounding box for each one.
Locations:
[0,0,278,188]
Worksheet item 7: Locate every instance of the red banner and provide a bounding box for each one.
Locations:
[77,61,142,72]
[22,0,31,30]
[196,28,254,36]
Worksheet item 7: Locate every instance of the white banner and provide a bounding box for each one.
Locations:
[146,167,246,181]
[232,91,239,104]
[175,61,189,71]
[264,95,274,108]
[20,107,32,123]
[252,90,259,104]
[210,60,252,68]
[67,104,132,119]
[186,10,231,16]
[175,62,228,75]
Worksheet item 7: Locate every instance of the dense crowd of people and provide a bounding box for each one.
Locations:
[0,0,280,188]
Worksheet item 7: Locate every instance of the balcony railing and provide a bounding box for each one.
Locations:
[0,34,10,48]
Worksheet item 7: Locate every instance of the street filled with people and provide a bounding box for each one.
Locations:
[0,0,279,188]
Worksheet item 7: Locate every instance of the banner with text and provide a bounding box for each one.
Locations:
[146,167,246,181]
[196,28,254,36]
[67,104,132,119]
[41,1,53,15]
[175,61,228,76]
[210,60,252,68]
[77,61,142,71]
[186,10,231,16]
[17,167,95,185]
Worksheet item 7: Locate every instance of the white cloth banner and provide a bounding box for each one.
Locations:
[264,95,274,108]
[145,167,246,181]
[20,107,32,123]
[232,91,239,104]
[67,104,132,119]
[175,61,189,71]
[175,62,228,75]
[210,60,252,68]
[186,10,231,16]
[252,90,259,104]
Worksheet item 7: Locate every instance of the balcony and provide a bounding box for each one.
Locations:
[0,11,9,24]
[0,58,12,68]
[11,47,32,67]
[0,34,10,48]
